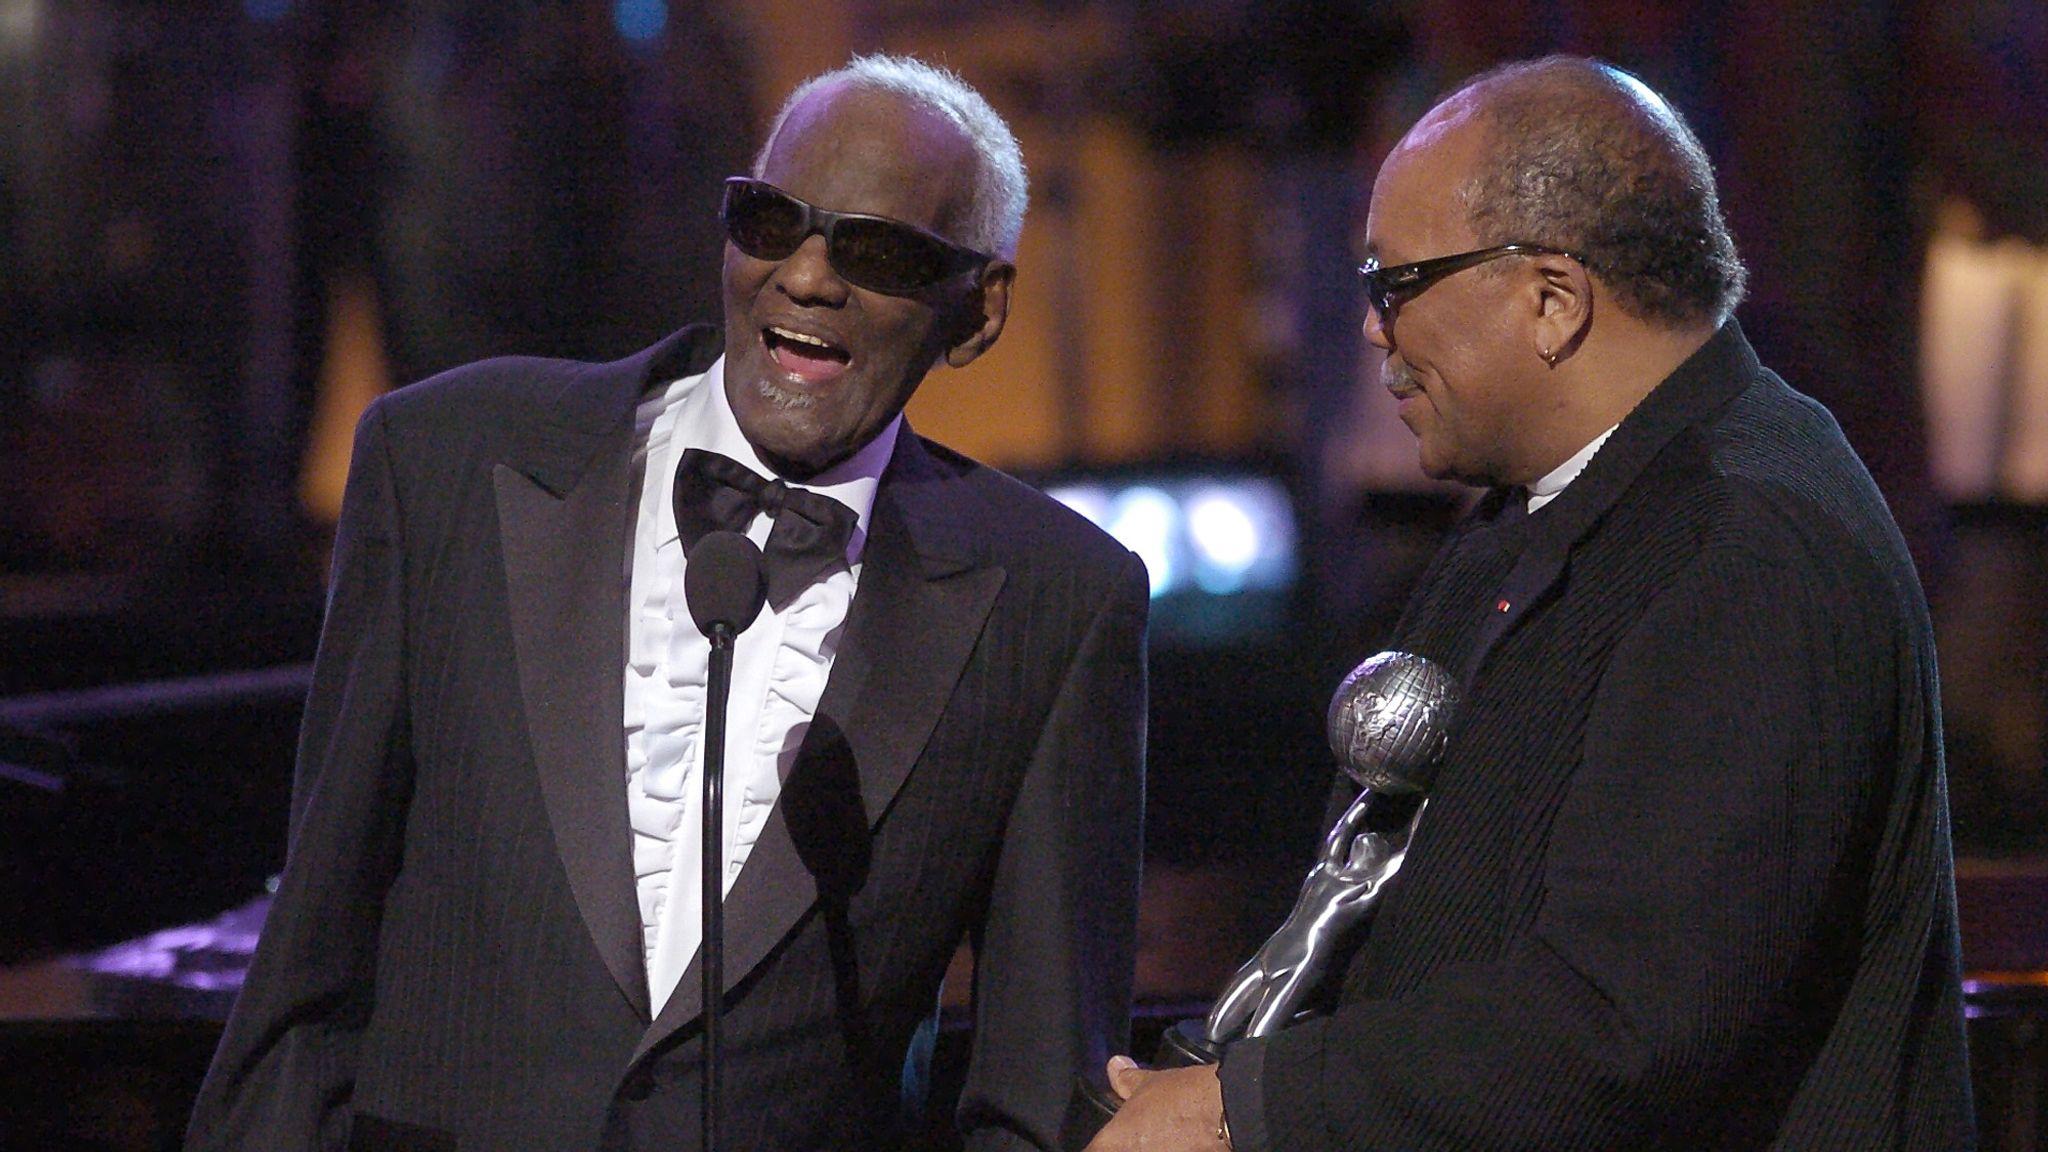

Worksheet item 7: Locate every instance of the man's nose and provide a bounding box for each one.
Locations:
[1363,302,1392,350]
[773,233,850,304]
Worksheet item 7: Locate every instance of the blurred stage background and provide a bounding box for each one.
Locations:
[2,0,2046,1148]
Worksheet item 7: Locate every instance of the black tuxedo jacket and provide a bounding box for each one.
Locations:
[187,327,1150,1152]
[1220,323,1974,1150]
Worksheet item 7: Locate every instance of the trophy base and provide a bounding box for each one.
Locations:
[1062,1076,1121,1151]
[1153,1019,1223,1068]
[1061,1019,1224,1150]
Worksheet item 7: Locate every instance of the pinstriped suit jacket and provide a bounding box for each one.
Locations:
[1220,322,1974,1150]
[186,326,1149,1152]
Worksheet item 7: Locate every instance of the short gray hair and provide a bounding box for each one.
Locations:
[755,54,1028,260]
[1452,56,1747,328]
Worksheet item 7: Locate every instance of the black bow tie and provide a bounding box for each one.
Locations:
[672,448,860,610]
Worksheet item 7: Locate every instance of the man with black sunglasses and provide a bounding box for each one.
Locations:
[1090,56,1972,1152]
[190,54,1147,1152]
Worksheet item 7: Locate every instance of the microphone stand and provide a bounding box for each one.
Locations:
[702,619,735,1152]
[682,528,765,1152]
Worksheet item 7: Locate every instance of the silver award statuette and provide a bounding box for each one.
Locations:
[1193,652,1460,1049]
[1065,653,1461,1148]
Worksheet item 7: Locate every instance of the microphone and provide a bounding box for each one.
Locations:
[681,529,766,1152]
[685,529,768,641]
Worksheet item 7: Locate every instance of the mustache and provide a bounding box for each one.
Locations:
[1382,359,1420,395]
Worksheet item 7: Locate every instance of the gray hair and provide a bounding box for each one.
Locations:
[1451,56,1747,328]
[755,54,1028,260]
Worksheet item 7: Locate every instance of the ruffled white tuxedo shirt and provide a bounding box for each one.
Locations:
[623,356,897,1016]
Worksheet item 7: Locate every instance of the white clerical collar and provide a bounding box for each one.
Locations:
[1526,423,1619,513]
[671,355,900,557]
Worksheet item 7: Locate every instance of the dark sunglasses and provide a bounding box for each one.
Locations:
[1357,243,1581,317]
[721,177,992,296]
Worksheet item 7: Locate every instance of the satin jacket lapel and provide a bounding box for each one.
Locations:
[637,433,1007,1060]
[497,327,724,1023]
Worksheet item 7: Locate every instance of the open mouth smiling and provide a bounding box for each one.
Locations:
[764,325,851,383]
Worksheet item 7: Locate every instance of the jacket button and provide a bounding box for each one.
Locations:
[619,1068,654,1103]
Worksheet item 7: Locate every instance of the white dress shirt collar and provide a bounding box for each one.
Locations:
[1527,423,1619,513]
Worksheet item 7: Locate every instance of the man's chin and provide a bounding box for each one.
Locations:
[746,428,822,477]
[1410,439,1444,480]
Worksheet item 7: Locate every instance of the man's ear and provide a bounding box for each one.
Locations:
[944,260,1014,369]
[1530,253,1593,365]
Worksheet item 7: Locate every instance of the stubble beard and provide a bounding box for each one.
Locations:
[1382,358,1421,398]
[755,375,819,412]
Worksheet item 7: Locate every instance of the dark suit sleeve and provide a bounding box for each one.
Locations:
[1224,533,1927,1150]
[958,550,1150,1152]
[188,401,416,1152]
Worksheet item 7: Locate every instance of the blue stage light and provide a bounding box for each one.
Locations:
[1046,466,1299,647]
[614,0,667,43]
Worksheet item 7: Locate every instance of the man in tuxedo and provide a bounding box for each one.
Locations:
[1090,56,1973,1150]
[188,54,1148,1152]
